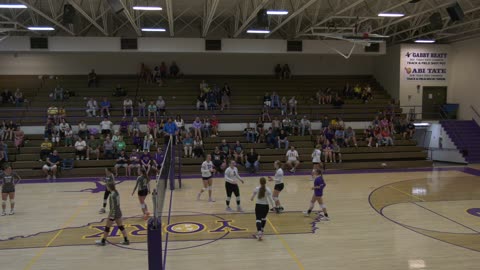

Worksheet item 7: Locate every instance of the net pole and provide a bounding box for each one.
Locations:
[177,144,182,188]
[169,135,175,190]
[147,217,163,270]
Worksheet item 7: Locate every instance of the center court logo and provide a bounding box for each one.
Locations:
[0,212,318,250]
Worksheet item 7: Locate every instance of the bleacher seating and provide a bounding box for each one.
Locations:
[0,74,431,179]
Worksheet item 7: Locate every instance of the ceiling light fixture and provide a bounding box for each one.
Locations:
[27,26,55,31]
[141,28,166,32]
[414,39,436,43]
[0,4,27,8]
[247,29,270,34]
[132,6,162,11]
[266,10,288,15]
[378,12,405,17]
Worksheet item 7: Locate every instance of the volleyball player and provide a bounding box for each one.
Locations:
[1,165,21,216]
[197,154,216,202]
[267,160,284,213]
[303,168,329,220]
[95,182,130,246]
[224,160,244,212]
[250,177,274,240]
[131,169,150,220]
[311,144,322,180]
[99,168,116,214]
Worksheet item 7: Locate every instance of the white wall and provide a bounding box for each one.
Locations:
[448,37,480,120]
[0,52,375,75]
[373,44,400,101]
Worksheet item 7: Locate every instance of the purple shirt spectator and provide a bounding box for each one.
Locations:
[192,120,202,129]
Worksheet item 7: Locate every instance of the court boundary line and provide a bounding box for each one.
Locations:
[267,218,305,270]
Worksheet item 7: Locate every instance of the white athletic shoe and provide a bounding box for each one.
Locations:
[226,207,233,212]
[1,212,6,216]
[258,231,264,241]
[99,208,106,214]
[9,210,14,215]
[303,211,310,217]
[208,197,215,202]
[196,193,201,201]
[95,240,106,246]
[237,206,244,212]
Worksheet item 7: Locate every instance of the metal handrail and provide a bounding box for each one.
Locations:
[471,105,480,118]
[471,105,480,126]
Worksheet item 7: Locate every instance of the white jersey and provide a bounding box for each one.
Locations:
[224,167,241,184]
[201,161,214,178]
[311,149,322,163]
[286,150,299,161]
[273,168,284,184]
[252,186,274,205]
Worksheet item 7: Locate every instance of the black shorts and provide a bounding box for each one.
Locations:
[312,162,320,165]
[2,185,15,194]
[138,189,148,197]
[274,183,284,192]
[202,176,212,181]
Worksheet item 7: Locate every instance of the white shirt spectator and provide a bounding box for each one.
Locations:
[87,99,98,109]
[75,140,87,151]
[286,149,299,161]
[312,149,322,163]
[100,120,113,130]
[156,97,166,109]
[123,99,133,107]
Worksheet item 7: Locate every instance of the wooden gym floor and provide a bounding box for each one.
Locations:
[1,165,480,270]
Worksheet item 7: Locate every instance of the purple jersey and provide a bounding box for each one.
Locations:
[314,176,326,196]
[141,154,151,164]
[153,152,164,166]
[130,153,140,164]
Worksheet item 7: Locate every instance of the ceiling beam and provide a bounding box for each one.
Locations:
[202,0,220,37]
[266,0,318,38]
[233,0,270,38]
[67,0,108,36]
[165,0,174,37]
[16,0,75,35]
[119,0,142,36]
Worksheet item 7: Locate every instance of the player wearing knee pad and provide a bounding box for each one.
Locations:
[131,169,150,220]
[224,161,244,212]
[251,177,274,240]
[303,169,329,220]
[95,182,129,246]
[267,160,284,213]
[1,165,21,216]
[198,155,216,202]
[99,168,116,214]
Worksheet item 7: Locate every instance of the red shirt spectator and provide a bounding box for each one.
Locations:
[210,115,219,137]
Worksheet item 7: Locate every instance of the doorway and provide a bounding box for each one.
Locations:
[422,86,447,120]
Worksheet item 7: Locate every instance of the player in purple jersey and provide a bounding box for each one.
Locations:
[303,168,329,220]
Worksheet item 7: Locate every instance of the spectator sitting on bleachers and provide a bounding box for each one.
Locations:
[170,61,180,77]
[58,118,70,139]
[100,97,111,117]
[114,150,129,177]
[86,97,98,117]
[406,119,415,139]
[345,127,358,147]
[291,116,300,136]
[143,132,154,151]
[300,115,311,136]
[147,101,157,121]
[263,92,272,108]
[219,139,231,160]
[88,69,97,88]
[380,116,392,133]
[138,98,147,117]
[280,96,287,116]
[245,148,260,174]
[123,96,133,117]
[271,117,281,132]
[64,127,74,147]
[38,138,53,161]
[277,129,289,150]
[373,126,382,147]
[103,136,114,159]
[47,104,59,123]
[192,117,202,139]
[141,149,152,175]
[261,106,271,122]
[332,140,342,163]
[232,141,244,165]
[335,127,346,147]
[112,130,120,145]
[1,89,14,104]
[244,123,256,143]
[199,80,208,92]
[202,117,211,138]
[113,84,127,97]
[152,147,164,175]
[274,64,282,79]
[282,116,292,134]
[316,129,325,146]
[322,140,333,163]
[265,127,276,149]
[353,83,362,99]
[285,146,299,172]
[74,137,87,160]
[220,88,230,111]
[182,133,193,158]
[321,115,329,130]
[336,117,346,130]
[206,90,217,110]
[324,88,333,104]
[193,136,204,158]
[78,120,89,139]
[288,96,297,115]
[43,150,60,181]
[282,64,291,79]
[4,120,16,141]
[163,117,178,145]
[324,126,335,143]
[332,95,344,109]
[256,117,264,142]
[51,127,60,146]
[128,149,141,176]
[130,117,141,136]
[53,84,64,101]
[100,117,113,136]
[14,126,24,150]
[115,135,126,154]
[372,115,380,127]
[147,117,158,139]
[271,91,280,108]
[364,125,375,147]
[14,89,24,106]
[211,147,226,174]
[156,96,166,116]
[87,135,101,160]
[132,130,142,149]
[196,92,207,111]
[381,127,394,146]
[175,115,185,133]
[210,115,219,137]
[57,106,67,123]
[119,117,129,136]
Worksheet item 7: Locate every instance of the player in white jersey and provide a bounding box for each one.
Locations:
[250,177,274,240]
[1,165,21,216]
[224,160,244,212]
[197,154,216,202]
[311,144,322,181]
[267,160,284,213]
[285,146,300,173]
